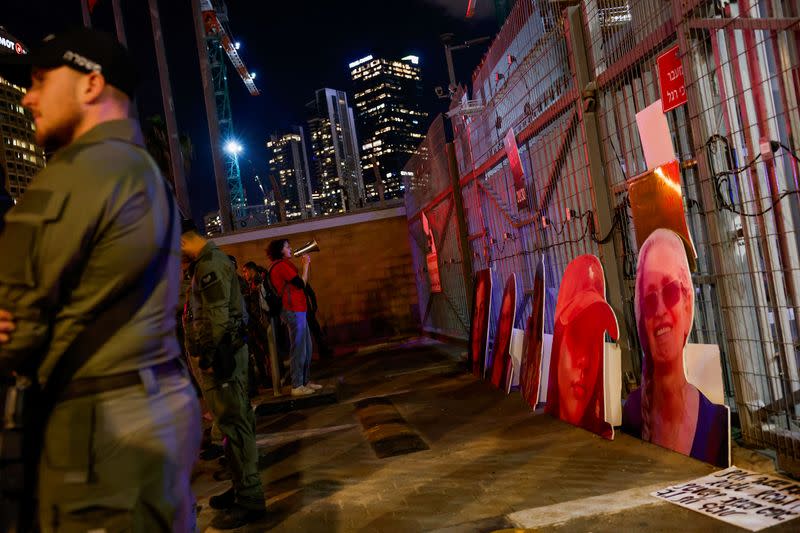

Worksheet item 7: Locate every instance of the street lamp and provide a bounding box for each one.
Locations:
[439,33,491,99]
[224,140,243,155]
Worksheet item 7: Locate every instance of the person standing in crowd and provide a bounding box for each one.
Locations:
[181,220,266,529]
[304,281,334,359]
[267,239,321,396]
[227,254,263,396]
[0,29,200,532]
[229,254,250,299]
[242,261,274,390]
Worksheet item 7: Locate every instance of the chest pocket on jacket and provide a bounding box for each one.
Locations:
[0,189,68,288]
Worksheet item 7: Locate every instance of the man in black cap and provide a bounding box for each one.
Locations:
[0,28,201,532]
[180,218,267,528]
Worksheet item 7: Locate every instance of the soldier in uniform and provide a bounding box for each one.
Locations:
[0,29,200,531]
[180,221,267,529]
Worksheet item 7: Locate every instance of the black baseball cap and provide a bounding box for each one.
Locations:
[181,217,199,235]
[0,28,137,98]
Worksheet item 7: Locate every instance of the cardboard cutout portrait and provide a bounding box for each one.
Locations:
[520,258,545,409]
[468,269,493,378]
[545,255,618,440]
[622,229,730,467]
[489,273,517,389]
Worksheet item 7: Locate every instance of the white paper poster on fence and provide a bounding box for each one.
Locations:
[635,99,677,169]
[652,467,800,531]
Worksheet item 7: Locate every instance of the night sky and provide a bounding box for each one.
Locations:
[4,1,497,220]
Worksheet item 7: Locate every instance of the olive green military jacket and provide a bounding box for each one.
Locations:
[183,241,245,375]
[0,119,181,383]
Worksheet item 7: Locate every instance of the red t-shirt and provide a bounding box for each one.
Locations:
[269,258,307,312]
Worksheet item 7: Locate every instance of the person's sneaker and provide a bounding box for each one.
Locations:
[209,504,267,529]
[306,382,323,390]
[291,386,314,396]
[208,487,235,510]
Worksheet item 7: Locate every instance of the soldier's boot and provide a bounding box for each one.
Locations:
[199,442,224,461]
[209,486,236,510]
[210,504,267,529]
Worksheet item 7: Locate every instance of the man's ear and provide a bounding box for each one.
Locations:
[78,71,107,104]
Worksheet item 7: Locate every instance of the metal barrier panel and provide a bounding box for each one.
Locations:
[674,0,800,471]
[404,0,800,472]
[406,117,470,340]
[585,0,731,389]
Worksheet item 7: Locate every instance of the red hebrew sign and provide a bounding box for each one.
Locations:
[503,128,529,211]
[657,45,687,113]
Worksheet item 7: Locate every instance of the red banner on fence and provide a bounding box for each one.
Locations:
[421,212,442,293]
[503,128,529,211]
[657,45,687,113]
[426,253,442,293]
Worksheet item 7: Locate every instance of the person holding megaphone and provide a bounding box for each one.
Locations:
[266,239,321,396]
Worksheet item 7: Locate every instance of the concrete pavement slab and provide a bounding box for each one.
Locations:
[193,337,790,532]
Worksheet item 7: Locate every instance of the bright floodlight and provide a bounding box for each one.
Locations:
[235,41,241,50]
[250,72,256,79]
[224,140,243,155]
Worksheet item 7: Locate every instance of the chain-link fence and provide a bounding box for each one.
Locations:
[404,0,800,473]
[405,116,471,340]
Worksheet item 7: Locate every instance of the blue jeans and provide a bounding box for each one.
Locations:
[282,310,312,388]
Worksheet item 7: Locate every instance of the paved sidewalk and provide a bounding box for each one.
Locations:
[192,337,795,532]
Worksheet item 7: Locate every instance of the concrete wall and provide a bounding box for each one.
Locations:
[214,207,419,345]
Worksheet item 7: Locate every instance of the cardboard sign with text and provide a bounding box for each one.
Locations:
[653,467,800,531]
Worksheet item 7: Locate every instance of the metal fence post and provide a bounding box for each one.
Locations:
[566,6,634,379]
[447,142,474,303]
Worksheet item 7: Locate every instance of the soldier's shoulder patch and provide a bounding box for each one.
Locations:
[201,271,218,288]
[198,268,225,303]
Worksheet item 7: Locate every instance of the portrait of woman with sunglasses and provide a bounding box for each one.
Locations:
[622,229,729,467]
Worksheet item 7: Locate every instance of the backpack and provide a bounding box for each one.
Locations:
[263,262,285,318]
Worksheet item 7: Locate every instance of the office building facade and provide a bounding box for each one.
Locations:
[267,127,314,221]
[306,88,365,215]
[0,27,44,204]
[349,54,426,202]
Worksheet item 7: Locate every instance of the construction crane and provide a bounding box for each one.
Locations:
[466,0,513,26]
[199,0,259,223]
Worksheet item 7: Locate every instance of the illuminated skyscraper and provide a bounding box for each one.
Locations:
[267,127,314,221]
[349,54,426,202]
[306,88,365,215]
[0,27,45,204]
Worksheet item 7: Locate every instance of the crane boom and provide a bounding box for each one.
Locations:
[465,0,478,18]
[200,0,259,96]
